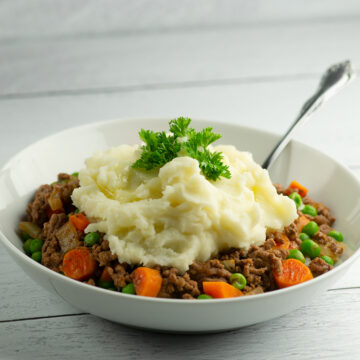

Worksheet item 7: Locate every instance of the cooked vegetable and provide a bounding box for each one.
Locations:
[84,232,100,247]
[197,294,213,300]
[301,205,317,217]
[31,251,42,262]
[321,255,334,265]
[56,221,79,253]
[48,187,63,211]
[62,248,97,281]
[132,117,231,181]
[203,281,243,298]
[29,238,43,253]
[289,192,302,208]
[132,267,162,297]
[299,233,310,242]
[98,279,114,289]
[71,172,79,177]
[230,273,247,290]
[302,221,319,237]
[220,259,236,272]
[300,239,321,259]
[19,221,41,239]
[287,249,305,263]
[23,239,32,255]
[69,213,90,231]
[274,259,313,288]
[122,283,136,294]
[21,231,31,241]
[328,230,344,242]
[295,215,310,233]
[289,180,308,197]
[274,233,290,250]
[100,267,112,282]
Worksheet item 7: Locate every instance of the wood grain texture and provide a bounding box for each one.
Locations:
[1,289,360,359]
[1,0,360,40]
[0,78,359,167]
[1,20,360,97]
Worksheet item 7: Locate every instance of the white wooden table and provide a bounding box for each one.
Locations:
[1,2,360,358]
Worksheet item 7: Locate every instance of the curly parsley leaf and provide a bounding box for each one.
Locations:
[132,117,231,181]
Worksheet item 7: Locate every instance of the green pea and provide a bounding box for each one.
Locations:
[29,238,44,254]
[328,230,344,242]
[302,221,319,237]
[301,205,318,217]
[299,233,310,242]
[321,255,334,266]
[98,280,115,289]
[71,172,79,177]
[74,208,80,214]
[300,239,321,259]
[197,294,213,300]
[289,192,303,209]
[21,231,31,241]
[23,239,33,255]
[31,251,42,262]
[230,273,247,290]
[122,283,136,294]
[287,249,306,263]
[84,232,100,246]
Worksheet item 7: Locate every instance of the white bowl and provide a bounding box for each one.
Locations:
[0,118,359,333]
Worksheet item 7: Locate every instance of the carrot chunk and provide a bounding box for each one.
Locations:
[203,281,243,298]
[132,267,162,297]
[62,248,97,281]
[296,215,310,233]
[273,233,290,250]
[100,267,113,282]
[69,213,90,231]
[274,258,313,289]
[289,180,308,197]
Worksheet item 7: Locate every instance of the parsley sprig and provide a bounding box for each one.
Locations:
[132,117,231,181]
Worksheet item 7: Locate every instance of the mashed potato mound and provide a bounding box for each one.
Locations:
[71,144,297,273]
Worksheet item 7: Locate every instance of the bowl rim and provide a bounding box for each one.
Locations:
[1,116,360,305]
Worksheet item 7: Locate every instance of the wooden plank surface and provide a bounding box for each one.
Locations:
[1,289,360,359]
[1,0,360,40]
[1,19,360,97]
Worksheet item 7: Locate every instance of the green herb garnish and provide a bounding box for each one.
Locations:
[132,117,231,181]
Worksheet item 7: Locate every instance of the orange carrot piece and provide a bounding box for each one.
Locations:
[203,282,243,298]
[62,248,97,281]
[274,233,290,250]
[100,267,112,282]
[69,213,90,231]
[274,259,313,289]
[296,215,310,233]
[289,180,308,197]
[132,267,162,297]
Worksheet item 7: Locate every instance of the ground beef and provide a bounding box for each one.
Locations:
[319,224,332,234]
[109,264,132,289]
[309,257,333,276]
[155,267,200,299]
[303,196,335,226]
[91,239,118,267]
[26,174,79,227]
[312,231,344,255]
[56,173,79,212]
[274,183,287,195]
[41,213,67,271]
[27,184,53,226]
[189,259,232,285]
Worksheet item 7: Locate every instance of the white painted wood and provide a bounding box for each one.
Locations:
[1,0,360,40]
[0,245,81,321]
[1,20,360,97]
[1,289,360,359]
[0,78,359,167]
